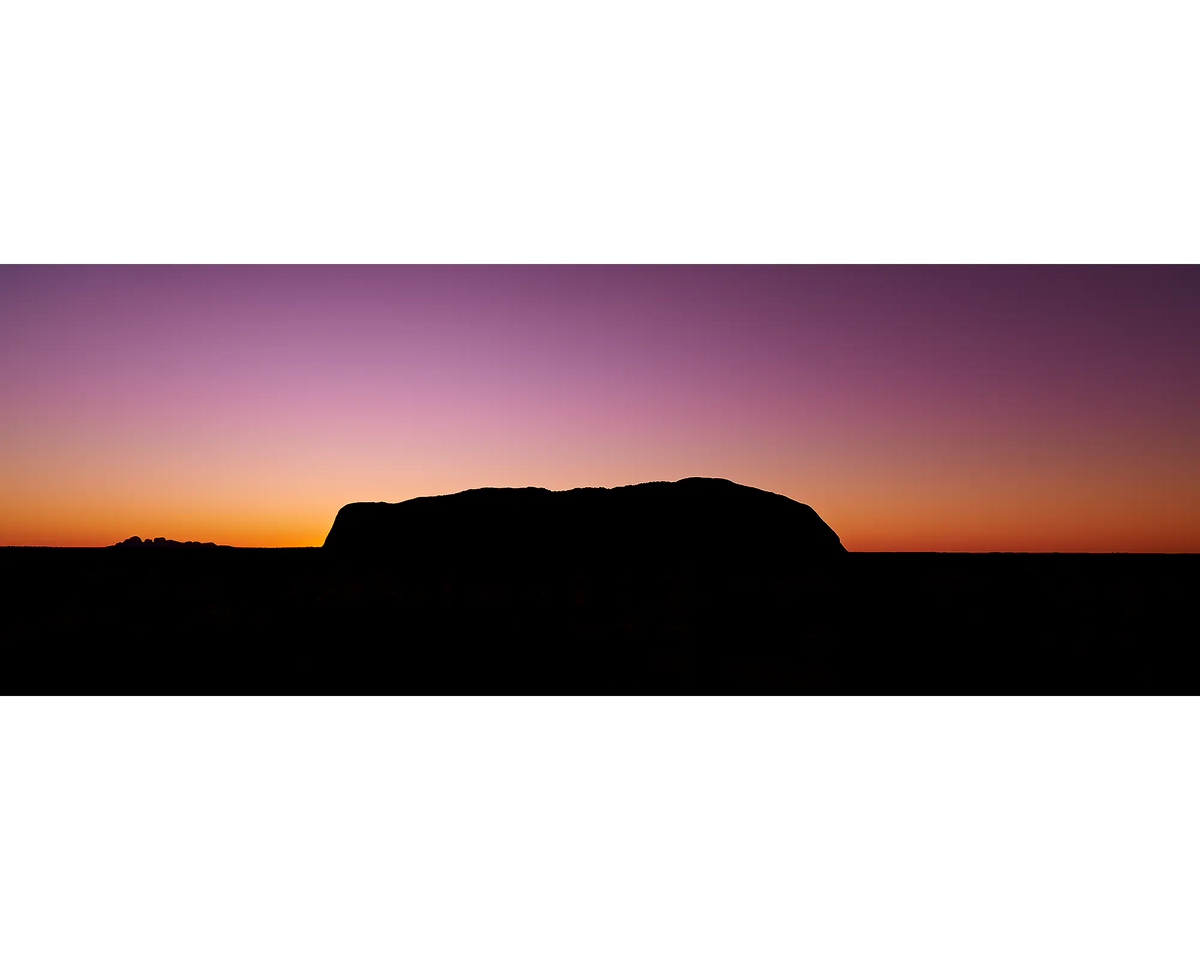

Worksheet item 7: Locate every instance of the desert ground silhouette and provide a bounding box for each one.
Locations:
[1,478,1194,691]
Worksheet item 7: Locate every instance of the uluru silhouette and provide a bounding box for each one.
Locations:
[323,477,845,570]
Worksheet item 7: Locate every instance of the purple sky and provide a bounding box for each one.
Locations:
[2,265,1197,549]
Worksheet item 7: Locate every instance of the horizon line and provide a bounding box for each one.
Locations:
[2,544,1197,555]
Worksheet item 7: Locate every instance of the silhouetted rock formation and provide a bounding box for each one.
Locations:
[323,477,846,570]
[112,536,220,548]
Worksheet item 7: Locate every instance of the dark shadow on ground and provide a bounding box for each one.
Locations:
[2,547,1190,892]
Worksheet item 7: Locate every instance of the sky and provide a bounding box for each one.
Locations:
[1,265,1196,550]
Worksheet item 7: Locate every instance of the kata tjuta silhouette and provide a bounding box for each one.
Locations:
[113,537,221,548]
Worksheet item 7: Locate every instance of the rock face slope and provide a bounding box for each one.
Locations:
[323,477,845,569]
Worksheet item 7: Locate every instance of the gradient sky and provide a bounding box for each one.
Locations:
[2,265,1196,550]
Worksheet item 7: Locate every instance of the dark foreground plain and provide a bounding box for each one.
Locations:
[7,547,1190,907]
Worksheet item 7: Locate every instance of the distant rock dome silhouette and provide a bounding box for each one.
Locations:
[111,536,220,548]
[324,477,845,569]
